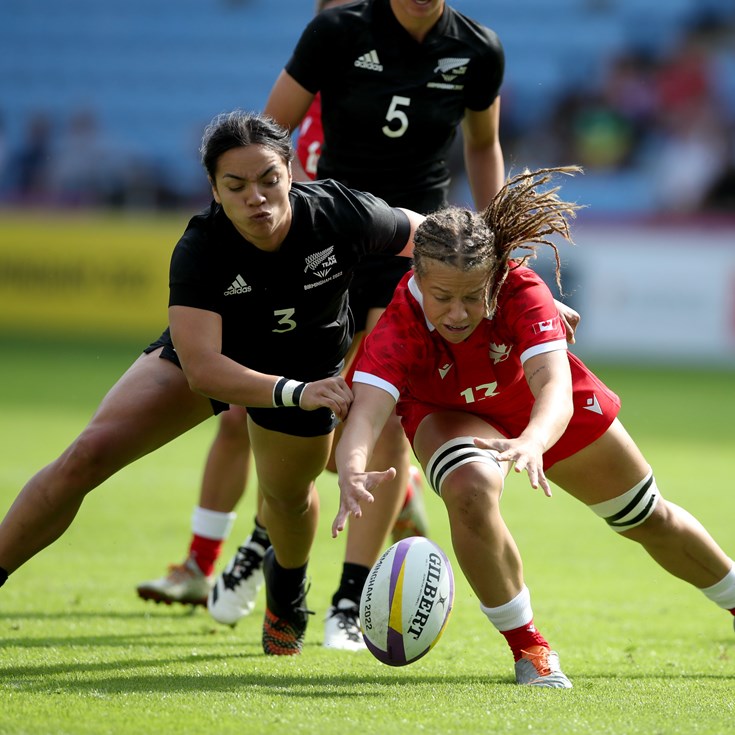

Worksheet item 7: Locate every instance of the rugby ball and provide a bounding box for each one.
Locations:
[360,536,454,666]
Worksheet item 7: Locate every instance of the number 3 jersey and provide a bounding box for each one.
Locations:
[285,0,504,213]
[353,267,621,469]
[168,180,409,380]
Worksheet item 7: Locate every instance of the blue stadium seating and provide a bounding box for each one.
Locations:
[0,0,729,211]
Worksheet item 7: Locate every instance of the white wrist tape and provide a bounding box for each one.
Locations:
[272,377,307,408]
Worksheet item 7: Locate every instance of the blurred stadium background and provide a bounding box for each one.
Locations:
[1,0,734,364]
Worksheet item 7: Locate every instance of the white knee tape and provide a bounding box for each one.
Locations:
[589,471,659,532]
[425,436,503,497]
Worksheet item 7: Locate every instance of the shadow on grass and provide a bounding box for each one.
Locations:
[0,629,246,651]
[0,665,512,694]
[0,608,204,622]
[1,662,733,697]
[2,628,734,696]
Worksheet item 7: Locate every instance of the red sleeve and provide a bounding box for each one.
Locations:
[295,95,323,180]
[497,266,567,362]
[352,281,423,398]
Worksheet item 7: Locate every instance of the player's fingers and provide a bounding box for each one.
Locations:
[524,463,539,489]
[476,438,511,456]
[332,497,364,538]
[331,508,349,538]
[330,397,350,420]
[495,450,515,464]
[331,503,349,537]
[539,472,552,498]
[366,468,396,491]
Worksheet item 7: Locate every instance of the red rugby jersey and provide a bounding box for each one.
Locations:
[353,266,620,467]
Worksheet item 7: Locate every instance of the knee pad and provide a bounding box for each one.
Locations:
[425,436,504,497]
[589,471,659,532]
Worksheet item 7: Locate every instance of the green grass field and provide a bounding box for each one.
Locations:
[0,338,733,735]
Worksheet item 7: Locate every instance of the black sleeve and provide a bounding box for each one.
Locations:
[385,208,411,255]
[464,30,505,111]
[322,182,411,257]
[284,13,336,94]
[168,235,219,313]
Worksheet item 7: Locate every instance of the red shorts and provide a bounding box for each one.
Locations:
[348,346,621,471]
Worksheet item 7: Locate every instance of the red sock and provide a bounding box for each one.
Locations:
[501,619,550,661]
[402,466,421,511]
[729,608,735,617]
[402,481,414,510]
[188,534,224,576]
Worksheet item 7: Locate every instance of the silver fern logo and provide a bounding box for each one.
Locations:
[434,57,469,76]
[304,246,337,274]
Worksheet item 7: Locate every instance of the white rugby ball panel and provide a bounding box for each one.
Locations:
[360,536,454,666]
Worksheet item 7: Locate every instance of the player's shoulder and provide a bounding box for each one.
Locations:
[443,4,503,53]
[498,262,545,292]
[290,179,393,235]
[293,178,389,211]
[291,178,371,208]
[496,263,555,316]
[178,202,226,248]
[383,273,425,329]
[308,0,370,35]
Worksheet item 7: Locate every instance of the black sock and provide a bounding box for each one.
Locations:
[268,553,308,607]
[331,562,370,608]
[252,517,271,550]
[0,566,8,588]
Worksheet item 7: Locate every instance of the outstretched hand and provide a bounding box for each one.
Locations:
[473,436,552,497]
[331,467,397,538]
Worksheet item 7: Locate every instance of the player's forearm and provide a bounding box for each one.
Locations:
[521,378,573,452]
[336,418,379,478]
[464,140,505,211]
[181,352,286,409]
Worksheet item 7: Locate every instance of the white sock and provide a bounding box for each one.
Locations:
[480,585,533,631]
[700,562,735,610]
[191,506,237,540]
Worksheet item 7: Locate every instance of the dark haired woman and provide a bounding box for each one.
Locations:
[0,109,424,657]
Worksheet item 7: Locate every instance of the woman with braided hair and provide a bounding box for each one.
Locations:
[332,167,735,687]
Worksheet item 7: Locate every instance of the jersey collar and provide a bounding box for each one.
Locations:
[373,0,450,47]
[407,274,436,332]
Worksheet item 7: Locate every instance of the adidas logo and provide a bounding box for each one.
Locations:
[354,49,383,72]
[224,274,251,296]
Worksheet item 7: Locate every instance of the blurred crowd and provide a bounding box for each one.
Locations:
[1,10,734,216]
[0,109,184,210]
[506,14,735,215]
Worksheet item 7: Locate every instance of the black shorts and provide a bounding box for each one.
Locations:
[144,328,230,416]
[349,255,412,332]
[247,405,338,437]
[144,329,340,437]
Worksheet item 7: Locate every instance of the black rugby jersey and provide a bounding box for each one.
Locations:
[285,0,504,213]
[168,179,409,379]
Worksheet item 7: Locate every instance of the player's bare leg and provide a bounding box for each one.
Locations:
[138,404,254,608]
[247,417,330,654]
[324,409,411,650]
[414,410,572,687]
[549,419,733,589]
[0,350,213,576]
[325,315,428,650]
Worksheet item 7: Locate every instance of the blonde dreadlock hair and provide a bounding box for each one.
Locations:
[413,166,583,317]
